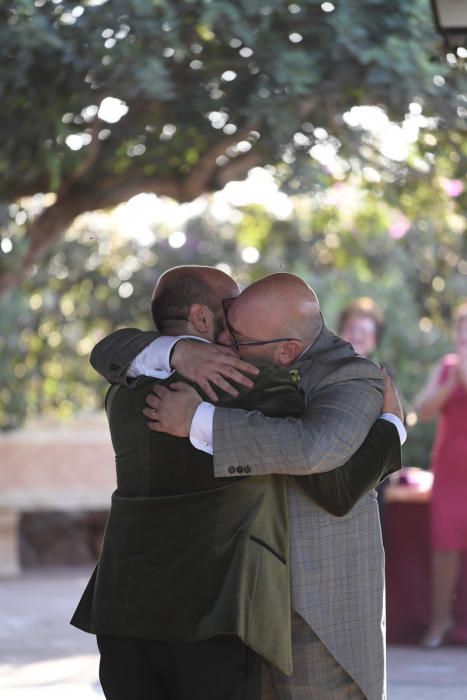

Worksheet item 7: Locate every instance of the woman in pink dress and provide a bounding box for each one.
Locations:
[416,302,467,648]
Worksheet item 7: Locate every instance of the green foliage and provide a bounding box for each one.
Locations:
[0,0,466,472]
[1,141,466,471]
[0,222,172,429]
[0,0,463,204]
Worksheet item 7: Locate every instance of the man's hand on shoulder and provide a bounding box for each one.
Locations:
[143,383,202,437]
[171,340,259,401]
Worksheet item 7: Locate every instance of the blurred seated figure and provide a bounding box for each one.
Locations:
[337,297,385,359]
[416,301,467,649]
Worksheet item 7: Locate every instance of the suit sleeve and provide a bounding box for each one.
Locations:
[90,329,160,385]
[291,420,401,516]
[212,361,384,476]
[218,366,305,418]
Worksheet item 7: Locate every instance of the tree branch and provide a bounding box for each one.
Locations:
[0,171,186,296]
[58,118,102,196]
[180,123,258,200]
[214,149,263,188]
[0,125,262,296]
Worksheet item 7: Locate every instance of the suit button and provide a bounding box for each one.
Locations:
[236,466,244,474]
[244,466,251,474]
[228,466,236,474]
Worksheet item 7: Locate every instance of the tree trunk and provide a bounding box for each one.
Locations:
[0,135,261,296]
[0,196,85,297]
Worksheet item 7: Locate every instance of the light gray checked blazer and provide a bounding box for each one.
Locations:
[91,320,386,699]
[213,321,386,700]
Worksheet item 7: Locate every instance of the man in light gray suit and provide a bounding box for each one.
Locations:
[143,273,405,700]
[92,272,405,699]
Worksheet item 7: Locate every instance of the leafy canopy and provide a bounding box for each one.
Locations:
[2,0,460,201]
[1,0,464,291]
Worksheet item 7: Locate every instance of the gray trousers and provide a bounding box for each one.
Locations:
[262,611,365,700]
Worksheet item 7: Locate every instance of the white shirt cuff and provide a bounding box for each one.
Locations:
[127,336,204,379]
[190,402,214,455]
[379,413,407,445]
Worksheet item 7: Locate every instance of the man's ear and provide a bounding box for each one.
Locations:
[276,340,303,367]
[188,303,211,334]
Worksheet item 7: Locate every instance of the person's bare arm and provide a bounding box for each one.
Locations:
[415,360,457,421]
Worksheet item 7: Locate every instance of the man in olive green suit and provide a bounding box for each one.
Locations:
[74,267,288,699]
[82,266,403,699]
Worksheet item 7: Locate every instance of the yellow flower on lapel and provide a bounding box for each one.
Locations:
[289,368,301,386]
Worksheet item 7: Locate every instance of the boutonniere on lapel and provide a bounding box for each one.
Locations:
[289,368,301,386]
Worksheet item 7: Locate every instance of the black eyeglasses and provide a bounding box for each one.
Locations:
[222,298,300,351]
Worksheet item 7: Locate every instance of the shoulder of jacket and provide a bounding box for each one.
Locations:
[302,349,382,375]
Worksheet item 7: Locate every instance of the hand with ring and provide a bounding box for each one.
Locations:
[142,382,203,437]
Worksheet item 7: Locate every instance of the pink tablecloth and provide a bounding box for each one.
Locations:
[386,499,467,644]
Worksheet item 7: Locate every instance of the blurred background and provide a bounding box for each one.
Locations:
[0,0,466,697]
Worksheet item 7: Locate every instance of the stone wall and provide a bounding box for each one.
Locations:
[19,510,109,567]
[0,413,116,574]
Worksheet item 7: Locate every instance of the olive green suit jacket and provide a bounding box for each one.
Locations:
[71,365,400,675]
[71,367,303,675]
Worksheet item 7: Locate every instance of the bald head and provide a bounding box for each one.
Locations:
[151,265,239,337]
[219,273,322,367]
[238,273,321,343]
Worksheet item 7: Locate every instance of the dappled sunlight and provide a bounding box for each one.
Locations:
[168,231,187,248]
[111,169,293,244]
[0,4,466,699]
[241,246,260,264]
[97,97,128,124]
[112,193,207,244]
[2,146,466,441]
[220,168,294,219]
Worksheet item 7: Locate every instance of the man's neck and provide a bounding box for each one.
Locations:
[294,325,324,363]
[159,321,204,339]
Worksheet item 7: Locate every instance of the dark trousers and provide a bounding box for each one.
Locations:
[96,634,262,700]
